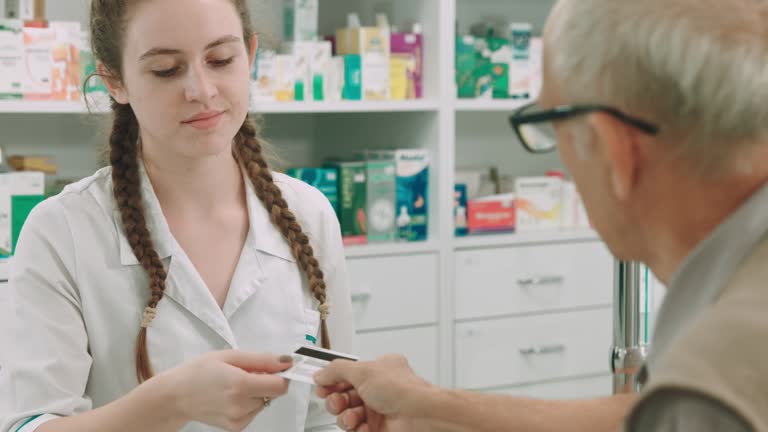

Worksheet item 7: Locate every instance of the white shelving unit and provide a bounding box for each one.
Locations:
[344,240,441,258]
[0,100,92,114]
[453,98,530,112]
[1,0,614,398]
[454,229,600,250]
[0,100,442,114]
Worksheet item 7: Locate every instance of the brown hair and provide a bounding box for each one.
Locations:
[89,0,331,383]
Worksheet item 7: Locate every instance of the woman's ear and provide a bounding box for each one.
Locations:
[97,63,129,104]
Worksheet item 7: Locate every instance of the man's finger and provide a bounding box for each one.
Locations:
[314,359,365,387]
[345,389,364,409]
[326,392,349,415]
[337,406,366,431]
[343,406,367,429]
[317,382,353,398]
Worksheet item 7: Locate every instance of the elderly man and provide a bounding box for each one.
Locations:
[314,0,768,431]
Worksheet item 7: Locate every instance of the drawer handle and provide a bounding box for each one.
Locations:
[517,275,564,287]
[351,292,372,302]
[518,344,566,356]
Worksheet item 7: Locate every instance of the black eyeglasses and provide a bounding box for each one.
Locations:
[508,102,660,154]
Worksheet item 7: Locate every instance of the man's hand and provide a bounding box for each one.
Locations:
[314,355,434,432]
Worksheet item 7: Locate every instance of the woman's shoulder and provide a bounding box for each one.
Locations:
[272,171,336,217]
[33,167,115,223]
[271,171,340,241]
[18,167,115,255]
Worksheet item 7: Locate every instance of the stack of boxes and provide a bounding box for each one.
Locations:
[253,3,424,103]
[455,21,541,100]
[288,150,429,246]
[0,7,107,102]
[454,170,590,237]
[3,1,423,104]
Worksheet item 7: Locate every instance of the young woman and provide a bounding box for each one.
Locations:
[0,0,353,431]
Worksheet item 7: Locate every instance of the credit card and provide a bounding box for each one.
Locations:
[276,345,359,385]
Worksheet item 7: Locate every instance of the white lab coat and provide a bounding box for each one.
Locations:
[0,163,353,432]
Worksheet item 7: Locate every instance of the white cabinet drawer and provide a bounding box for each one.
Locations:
[455,242,612,320]
[455,308,611,389]
[355,326,439,384]
[347,254,438,331]
[490,375,612,400]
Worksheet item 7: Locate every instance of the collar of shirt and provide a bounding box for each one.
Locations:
[114,160,296,266]
[646,181,768,375]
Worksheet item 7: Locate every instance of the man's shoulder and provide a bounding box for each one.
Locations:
[627,389,752,432]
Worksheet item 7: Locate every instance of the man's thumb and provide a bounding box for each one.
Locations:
[314,359,362,387]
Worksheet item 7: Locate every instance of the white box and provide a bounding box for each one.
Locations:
[49,21,82,101]
[274,54,298,102]
[2,0,17,19]
[252,49,277,102]
[514,176,563,231]
[283,0,318,42]
[283,41,331,101]
[327,56,345,101]
[529,37,543,100]
[18,0,42,20]
[281,42,310,101]
[336,27,391,100]
[561,181,590,229]
[0,19,23,98]
[308,41,331,101]
[22,24,55,99]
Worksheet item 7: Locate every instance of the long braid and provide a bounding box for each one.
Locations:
[109,102,169,383]
[234,118,332,349]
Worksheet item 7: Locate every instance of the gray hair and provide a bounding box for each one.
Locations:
[545,0,768,172]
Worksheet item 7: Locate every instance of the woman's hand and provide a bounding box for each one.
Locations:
[161,350,293,431]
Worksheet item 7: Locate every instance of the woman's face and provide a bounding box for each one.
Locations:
[109,0,255,162]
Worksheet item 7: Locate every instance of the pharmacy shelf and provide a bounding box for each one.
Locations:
[453,229,600,250]
[252,100,442,114]
[0,100,94,114]
[344,240,441,258]
[453,98,531,112]
[0,99,442,115]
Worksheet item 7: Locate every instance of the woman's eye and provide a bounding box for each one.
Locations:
[152,67,180,78]
[210,57,235,67]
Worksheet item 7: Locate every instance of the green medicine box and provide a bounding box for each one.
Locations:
[324,161,367,245]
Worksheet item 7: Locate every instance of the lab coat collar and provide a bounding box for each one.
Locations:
[116,161,174,266]
[242,168,297,264]
[116,162,296,266]
[110,161,305,348]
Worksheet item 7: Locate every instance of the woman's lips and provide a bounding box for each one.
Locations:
[182,111,224,130]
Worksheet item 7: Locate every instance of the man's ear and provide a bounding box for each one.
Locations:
[97,63,129,104]
[248,34,259,74]
[588,112,642,201]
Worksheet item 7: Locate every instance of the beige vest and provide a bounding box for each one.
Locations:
[630,236,768,430]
